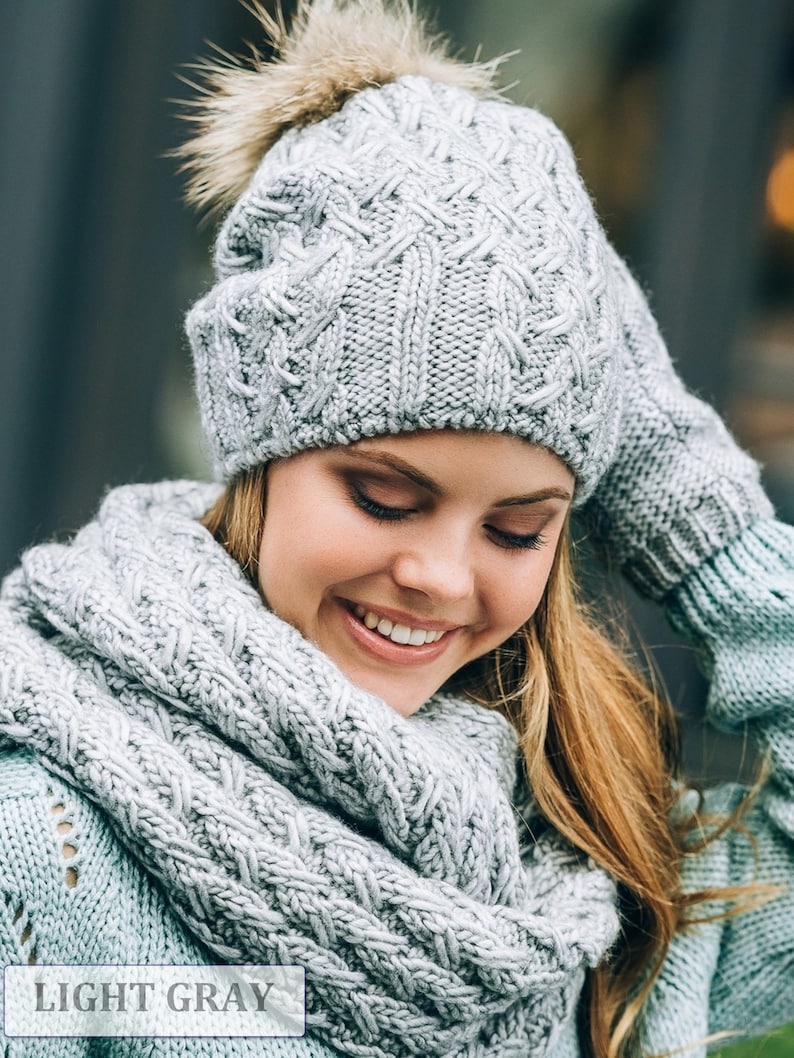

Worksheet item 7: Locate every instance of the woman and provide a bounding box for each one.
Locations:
[0,2,792,1057]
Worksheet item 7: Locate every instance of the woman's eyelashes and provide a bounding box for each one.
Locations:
[351,485,413,521]
[349,482,548,552]
[486,527,546,552]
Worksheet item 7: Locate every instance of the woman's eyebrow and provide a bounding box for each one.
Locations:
[494,487,572,507]
[342,450,572,505]
[343,450,443,494]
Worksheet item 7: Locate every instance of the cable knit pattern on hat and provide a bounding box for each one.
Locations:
[186,75,623,503]
[182,0,777,687]
[0,481,620,1058]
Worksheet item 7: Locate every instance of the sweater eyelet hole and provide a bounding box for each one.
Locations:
[51,800,80,889]
[11,904,37,964]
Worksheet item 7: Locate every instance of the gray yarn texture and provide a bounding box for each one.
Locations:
[581,243,773,596]
[187,76,624,503]
[0,481,619,1058]
[187,72,773,593]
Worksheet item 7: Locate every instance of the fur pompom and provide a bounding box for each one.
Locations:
[175,0,502,214]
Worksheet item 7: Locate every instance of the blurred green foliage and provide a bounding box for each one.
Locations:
[715,1022,794,1058]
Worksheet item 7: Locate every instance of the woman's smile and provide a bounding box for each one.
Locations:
[337,599,459,664]
[257,430,574,715]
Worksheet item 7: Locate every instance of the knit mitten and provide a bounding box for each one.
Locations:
[583,243,774,600]
[666,519,793,799]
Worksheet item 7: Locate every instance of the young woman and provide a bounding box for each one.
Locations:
[0,3,792,1058]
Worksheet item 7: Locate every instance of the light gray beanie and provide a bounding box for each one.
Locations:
[183,1,625,503]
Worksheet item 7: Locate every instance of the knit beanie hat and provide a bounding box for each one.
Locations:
[182,0,626,503]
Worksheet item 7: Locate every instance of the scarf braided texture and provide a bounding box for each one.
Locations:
[0,481,619,1058]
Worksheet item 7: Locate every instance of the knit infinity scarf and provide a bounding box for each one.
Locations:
[0,481,619,1058]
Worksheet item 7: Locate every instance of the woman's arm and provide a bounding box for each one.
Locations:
[641,519,794,1051]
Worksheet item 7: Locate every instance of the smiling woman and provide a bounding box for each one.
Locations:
[0,2,793,1058]
[253,433,572,715]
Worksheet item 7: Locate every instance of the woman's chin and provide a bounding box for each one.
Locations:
[317,600,456,716]
[343,666,432,717]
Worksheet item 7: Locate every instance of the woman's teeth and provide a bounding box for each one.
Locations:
[352,605,446,645]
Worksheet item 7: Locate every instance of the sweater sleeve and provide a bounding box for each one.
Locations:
[645,519,794,1049]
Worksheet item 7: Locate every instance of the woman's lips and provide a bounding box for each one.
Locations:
[352,604,447,644]
[336,600,459,666]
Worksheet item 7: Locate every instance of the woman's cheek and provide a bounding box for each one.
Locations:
[499,556,555,629]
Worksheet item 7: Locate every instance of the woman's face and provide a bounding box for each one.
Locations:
[257,431,574,716]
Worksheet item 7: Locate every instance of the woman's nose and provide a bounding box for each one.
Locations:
[390,535,475,603]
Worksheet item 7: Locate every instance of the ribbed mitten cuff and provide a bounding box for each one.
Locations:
[665,518,794,732]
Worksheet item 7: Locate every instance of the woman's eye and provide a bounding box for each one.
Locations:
[352,487,414,522]
[487,526,546,552]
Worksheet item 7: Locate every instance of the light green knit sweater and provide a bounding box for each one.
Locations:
[0,516,792,1058]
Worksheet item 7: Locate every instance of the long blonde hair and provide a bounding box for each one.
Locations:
[202,464,765,1058]
[477,538,687,1056]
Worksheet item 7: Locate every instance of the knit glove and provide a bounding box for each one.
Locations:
[583,243,775,600]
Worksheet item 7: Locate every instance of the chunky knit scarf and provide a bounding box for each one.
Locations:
[0,481,619,1058]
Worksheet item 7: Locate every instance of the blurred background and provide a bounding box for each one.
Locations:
[1,2,793,1051]
[1,0,793,783]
